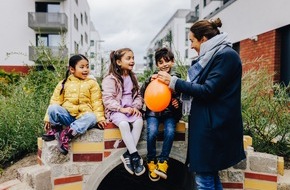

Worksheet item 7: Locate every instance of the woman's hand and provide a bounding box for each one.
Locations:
[44,122,51,132]
[97,120,107,129]
[157,71,172,85]
[150,74,158,81]
[171,98,179,109]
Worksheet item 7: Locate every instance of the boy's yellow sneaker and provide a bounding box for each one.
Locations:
[154,160,168,179]
[147,161,160,181]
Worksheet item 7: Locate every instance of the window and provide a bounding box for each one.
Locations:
[195,5,199,16]
[232,42,240,53]
[74,14,78,30]
[80,13,83,25]
[85,32,88,44]
[81,34,83,46]
[90,40,94,46]
[75,0,78,5]
[223,0,231,4]
[185,28,190,46]
[185,49,188,59]
[90,52,95,58]
[36,34,61,46]
[84,12,88,24]
[74,41,79,54]
[35,2,60,12]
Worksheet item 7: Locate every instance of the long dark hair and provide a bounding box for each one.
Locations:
[59,54,89,95]
[190,18,222,41]
[108,48,139,96]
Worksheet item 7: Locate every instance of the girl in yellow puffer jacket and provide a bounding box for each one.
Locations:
[43,54,106,155]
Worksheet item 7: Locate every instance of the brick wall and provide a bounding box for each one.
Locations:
[0,65,30,74]
[240,30,281,82]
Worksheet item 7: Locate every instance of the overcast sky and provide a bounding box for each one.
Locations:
[87,0,190,64]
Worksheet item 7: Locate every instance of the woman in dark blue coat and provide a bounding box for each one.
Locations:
[157,18,246,189]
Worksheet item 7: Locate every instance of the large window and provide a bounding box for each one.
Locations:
[35,2,60,12]
[36,34,61,46]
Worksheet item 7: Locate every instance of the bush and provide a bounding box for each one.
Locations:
[0,70,21,97]
[242,67,290,158]
[0,69,65,168]
[0,45,67,169]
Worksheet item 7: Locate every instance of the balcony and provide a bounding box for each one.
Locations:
[28,12,68,32]
[29,46,68,61]
[186,11,199,23]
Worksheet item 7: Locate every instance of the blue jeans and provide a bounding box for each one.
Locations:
[146,116,176,161]
[195,172,223,190]
[47,104,97,134]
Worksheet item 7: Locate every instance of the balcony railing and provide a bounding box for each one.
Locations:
[28,12,68,32]
[186,11,199,23]
[29,46,68,61]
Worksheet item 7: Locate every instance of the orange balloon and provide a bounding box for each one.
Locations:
[144,79,171,112]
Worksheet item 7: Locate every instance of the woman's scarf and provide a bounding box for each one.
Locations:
[182,32,232,115]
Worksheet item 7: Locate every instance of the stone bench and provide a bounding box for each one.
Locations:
[36,121,187,190]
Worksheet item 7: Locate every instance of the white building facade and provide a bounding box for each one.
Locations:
[0,0,95,72]
[88,23,107,78]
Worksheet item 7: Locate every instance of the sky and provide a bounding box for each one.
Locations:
[87,0,190,65]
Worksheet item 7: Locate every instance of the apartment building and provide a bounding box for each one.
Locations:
[88,22,106,78]
[190,0,290,85]
[0,0,94,73]
[147,0,290,85]
[146,9,196,70]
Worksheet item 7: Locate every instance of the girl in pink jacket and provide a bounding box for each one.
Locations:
[102,48,145,176]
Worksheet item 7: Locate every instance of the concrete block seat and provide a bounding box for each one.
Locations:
[35,121,187,190]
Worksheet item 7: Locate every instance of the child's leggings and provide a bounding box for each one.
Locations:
[118,118,143,154]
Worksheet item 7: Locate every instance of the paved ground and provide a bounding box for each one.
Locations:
[0,153,37,184]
